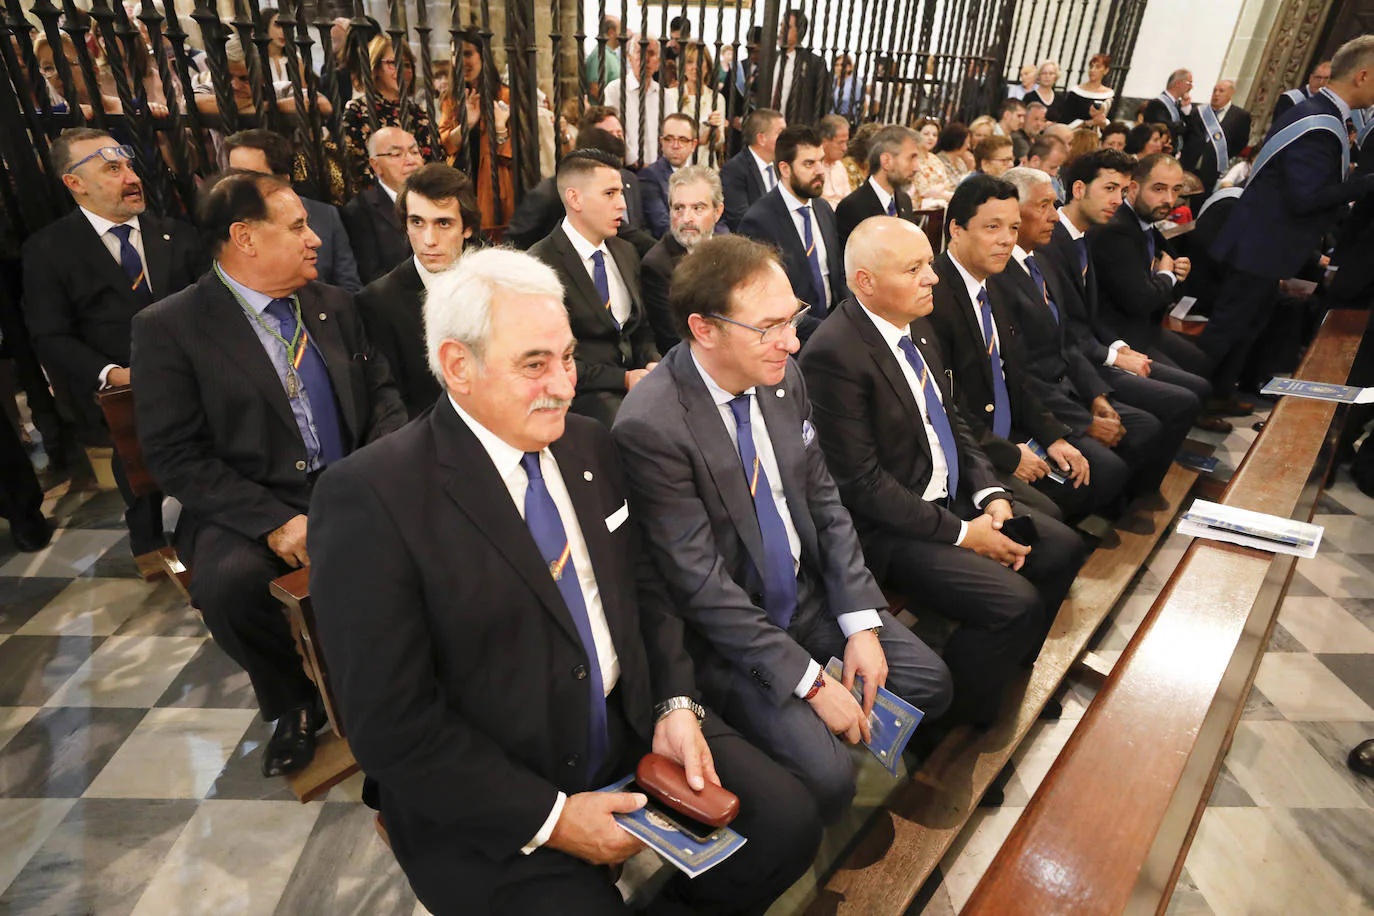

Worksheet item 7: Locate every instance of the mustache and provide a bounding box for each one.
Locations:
[528,397,571,413]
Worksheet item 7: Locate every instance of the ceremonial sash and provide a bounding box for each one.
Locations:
[1157,92,1181,124]
[1352,107,1374,150]
[1197,185,1243,219]
[1247,113,1350,185]
[1199,104,1229,173]
[1282,88,1307,107]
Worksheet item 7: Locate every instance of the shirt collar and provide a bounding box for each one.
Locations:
[854,298,911,348]
[1213,102,1232,120]
[1011,244,1030,267]
[80,206,140,239]
[866,176,894,211]
[946,251,986,305]
[1320,86,1353,123]
[447,394,532,483]
[690,346,756,403]
[215,261,277,315]
[1135,211,1156,235]
[561,216,609,262]
[378,180,399,202]
[1058,206,1086,239]
[776,180,810,212]
[749,147,772,176]
[413,256,453,290]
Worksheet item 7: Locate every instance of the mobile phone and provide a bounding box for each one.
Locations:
[1001,515,1039,547]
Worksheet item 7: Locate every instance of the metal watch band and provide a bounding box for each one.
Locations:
[654,696,705,723]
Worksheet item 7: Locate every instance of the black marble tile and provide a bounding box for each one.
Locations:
[1287,808,1374,906]
[1205,765,1255,807]
[83,534,140,581]
[1316,653,1374,711]
[155,640,256,710]
[1315,493,1356,517]
[52,490,130,532]
[0,706,146,797]
[205,718,296,802]
[1266,623,1307,653]
[274,802,417,916]
[1336,598,1374,634]
[1284,572,1325,598]
[1241,685,1285,721]
[1292,720,1374,808]
[111,581,206,639]
[0,579,72,634]
[0,635,103,706]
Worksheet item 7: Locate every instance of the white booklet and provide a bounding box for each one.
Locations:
[1177,499,1323,558]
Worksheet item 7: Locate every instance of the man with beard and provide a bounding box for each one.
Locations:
[641,165,730,352]
[737,125,847,341]
[835,125,919,250]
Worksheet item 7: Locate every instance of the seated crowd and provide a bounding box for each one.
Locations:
[8,17,1374,916]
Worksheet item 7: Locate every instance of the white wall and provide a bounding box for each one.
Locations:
[1123,0,1246,98]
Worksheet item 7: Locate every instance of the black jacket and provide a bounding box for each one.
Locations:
[834,180,914,252]
[1088,205,1179,350]
[1180,104,1252,193]
[355,257,442,419]
[721,148,769,231]
[341,184,411,284]
[506,174,655,256]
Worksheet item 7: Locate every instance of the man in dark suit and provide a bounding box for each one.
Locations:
[770,10,830,125]
[226,130,362,293]
[801,217,1084,728]
[641,165,729,353]
[737,126,847,339]
[309,246,822,915]
[1180,80,1252,195]
[720,108,785,231]
[1202,38,1374,403]
[835,125,917,250]
[614,235,952,823]
[1140,69,1193,155]
[22,128,206,575]
[639,113,699,239]
[531,150,660,426]
[357,163,479,419]
[131,170,407,778]
[341,125,419,283]
[0,389,51,551]
[1272,60,1331,122]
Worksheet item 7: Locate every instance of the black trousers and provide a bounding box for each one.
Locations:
[0,410,43,523]
[1197,270,1281,397]
[109,455,166,556]
[1103,365,1203,454]
[1147,329,1212,380]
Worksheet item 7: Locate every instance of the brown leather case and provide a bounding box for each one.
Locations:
[635,753,740,828]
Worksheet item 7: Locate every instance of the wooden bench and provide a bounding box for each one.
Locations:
[960,307,1365,915]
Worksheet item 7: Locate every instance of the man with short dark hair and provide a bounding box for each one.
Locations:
[1024,135,1067,200]
[721,107,786,230]
[995,98,1029,161]
[737,125,847,338]
[341,125,422,282]
[604,34,667,166]
[641,165,729,352]
[771,9,830,124]
[835,125,918,249]
[131,170,405,779]
[639,112,699,238]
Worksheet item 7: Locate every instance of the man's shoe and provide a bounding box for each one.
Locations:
[262,696,327,778]
[1193,415,1233,433]
[1206,397,1255,417]
[1349,739,1374,778]
[10,512,52,553]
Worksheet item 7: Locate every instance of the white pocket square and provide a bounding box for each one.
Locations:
[606,501,629,532]
[802,419,817,447]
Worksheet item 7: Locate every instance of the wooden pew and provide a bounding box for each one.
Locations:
[913,207,946,253]
[96,386,176,584]
[960,308,1365,915]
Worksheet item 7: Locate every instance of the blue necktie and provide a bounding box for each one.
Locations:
[727,395,798,630]
[108,224,152,301]
[1144,227,1157,264]
[264,298,345,465]
[797,205,827,309]
[590,250,618,330]
[521,452,609,777]
[885,197,897,217]
[977,288,1012,439]
[897,336,960,502]
[1024,254,1059,323]
[1074,236,1089,281]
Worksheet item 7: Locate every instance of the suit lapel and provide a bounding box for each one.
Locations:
[142,215,174,298]
[298,284,359,444]
[755,373,818,560]
[369,187,401,234]
[941,254,993,391]
[608,238,643,316]
[766,192,813,299]
[555,229,621,334]
[202,275,300,436]
[847,302,926,440]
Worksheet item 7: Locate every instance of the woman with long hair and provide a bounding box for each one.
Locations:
[934,122,972,184]
[341,33,440,190]
[910,117,955,205]
[674,43,725,165]
[438,28,513,236]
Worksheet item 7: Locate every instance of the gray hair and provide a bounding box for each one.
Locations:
[423,247,566,378]
[224,34,246,64]
[668,164,723,207]
[1001,166,1054,203]
[818,113,849,140]
[1332,35,1374,81]
[867,125,917,174]
[1166,68,1191,89]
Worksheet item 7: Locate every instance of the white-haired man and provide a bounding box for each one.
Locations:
[641,164,729,352]
[341,125,423,282]
[1180,78,1252,194]
[309,246,822,916]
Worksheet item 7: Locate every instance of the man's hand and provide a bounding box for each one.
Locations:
[625,368,651,391]
[1171,256,1191,282]
[1114,347,1152,377]
[806,675,869,744]
[983,497,1014,526]
[961,513,1031,569]
[842,628,887,718]
[1047,438,1090,487]
[1086,415,1124,447]
[267,514,310,567]
[652,708,720,792]
[1155,251,1175,274]
[107,366,132,387]
[546,791,647,865]
[1014,443,1051,482]
[1090,395,1119,422]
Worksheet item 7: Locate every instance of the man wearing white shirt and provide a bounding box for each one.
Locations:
[721,107,785,230]
[341,126,421,282]
[835,124,919,249]
[604,34,675,167]
[614,234,952,823]
[771,9,830,124]
[311,246,822,915]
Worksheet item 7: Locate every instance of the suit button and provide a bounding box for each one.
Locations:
[295,460,307,471]
[749,591,764,606]
[984,404,995,413]
[564,754,580,768]
[573,664,588,680]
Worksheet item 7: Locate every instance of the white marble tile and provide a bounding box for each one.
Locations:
[1326,475,1374,517]
[1252,653,1374,721]
[0,798,78,897]
[1008,718,1079,798]
[1294,552,1374,598]
[0,706,39,756]
[14,578,157,637]
[937,805,1026,910]
[324,770,368,804]
[1310,515,1374,555]
[129,800,321,916]
[0,529,127,579]
[84,708,257,800]
[1276,597,1374,654]
[1221,721,1366,809]
[44,636,206,709]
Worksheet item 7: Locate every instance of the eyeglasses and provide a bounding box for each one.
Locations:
[379,58,414,71]
[374,145,423,160]
[661,134,696,146]
[65,144,135,174]
[706,302,810,345]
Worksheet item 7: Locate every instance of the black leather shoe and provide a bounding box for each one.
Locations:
[262,696,327,778]
[1193,415,1234,433]
[1039,697,1064,721]
[1206,397,1255,417]
[1349,739,1374,778]
[10,512,52,553]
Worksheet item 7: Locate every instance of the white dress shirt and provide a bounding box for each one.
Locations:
[605,76,676,167]
[1058,210,1130,365]
[777,181,831,308]
[750,147,777,191]
[81,207,150,387]
[413,256,452,291]
[946,251,1003,364]
[378,180,399,203]
[1320,85,1353,124]
[867,176,895,215]
[821,158,850,208]
[691,350,881,696]
[777,50,798,113]
[561,217,631,327]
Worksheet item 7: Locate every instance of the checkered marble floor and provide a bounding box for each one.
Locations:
[1,416,1371,916]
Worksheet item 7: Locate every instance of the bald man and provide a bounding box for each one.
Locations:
[342,126,423,282]
[1181,79,1252,194]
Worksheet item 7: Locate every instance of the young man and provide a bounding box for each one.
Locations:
[721,107,786,231]
[638,112,699,239]
[994,98,1029,161]
[835,124,918,250]
[641,165,728,353]
[341,126,423,283]
[771,8,830,124]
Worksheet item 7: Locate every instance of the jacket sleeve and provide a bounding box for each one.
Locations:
[1091,224,1177,318]
[342,202,383,285]
[640,255,678,353]
[345,296,408,443]
[641,169,670,239]
[1280,131,1374,215]
[722,159,752,231]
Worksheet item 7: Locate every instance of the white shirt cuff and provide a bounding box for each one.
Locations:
[973,486,1004,508]
[98,364,120,389]
[1104,340,1127,367]
[954,519,968,546]
[521,791,567,854]
[1157,270,1177,286]
[793,659,823,698]
[837,609,882,638]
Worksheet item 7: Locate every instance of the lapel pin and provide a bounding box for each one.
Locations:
[583,470,593,481]
[318,313,327,321]
[162,233,170,240]
[921,337,928,344]
[775,389,785,398]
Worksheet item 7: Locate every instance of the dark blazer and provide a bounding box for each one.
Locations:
[835,180,914,251]
[505,174,655,256]
[1272,86,1311,123]
[129,272,407,551]
[737,187,848,335]
[355,258,442,418]
[639,156,674,238]
[639,227,743,354]
[1037,220,1113,364]
[1329,129,1374,303]
[530,226,660,396]
[778,48,831,125]
[721,148,769,231]
[613,343,884,708]
[341,184,410,284]
[1180,104,1253,193]
[1212,92,1374,280]
[1140,95,1188,150]
[303,197,362,293]
[799,300,1007,577]
[1088,205,1178,348]
[927,252,1070,473]
[309,401,698,903]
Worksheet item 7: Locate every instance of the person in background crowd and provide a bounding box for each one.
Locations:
[638,113,698,239]
[911,117,956,205]
[605,33,671,168]
[1066,127,1101,166]
[836,125,919,249]
[722,107,786,231]
[674,42,727,165]
[935,122,974,185]
[1125,123,1167,156]
[1008,64,1037,100]
[440,28,513,236]
[772,8,830,125]
[257,8,291,84]
[1140,68,1193,153]
[1101,122,1130,151]
[1029,59,1059,109]
[342,34,439,192]
[843,121,882,189]
[1024,136,1068,200]
[1273,59,1331,121]
[1024,101,1048,140]
[973,135,1015,178]
[818,114,853,207]
[641,165,730,352]
[994,98,1029,162]
[584,15,621,101]
[833,52,861,116]
[1180,79,1252,195]
[969,114,998,148]
[342,126,421,283]
[1052,53,1114,127]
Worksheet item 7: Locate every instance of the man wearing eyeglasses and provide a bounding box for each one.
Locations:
[342,126,423,283]
[639,112,698,239]
[612,234,952,824]
[22,128,206,578]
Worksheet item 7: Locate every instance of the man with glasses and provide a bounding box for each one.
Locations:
[342,125,422,283]
[639,113,699,239]
[613,234,951,823]
[22,128,206,577]
[642,165,730,351]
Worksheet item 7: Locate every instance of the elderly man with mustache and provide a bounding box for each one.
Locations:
[641,164,732,352]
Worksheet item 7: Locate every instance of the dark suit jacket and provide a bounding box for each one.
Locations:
[835,180,914,251]
[1140,95,1188,150]
[927,252,1070,473]
[341,184,411,285]
[640,228,745,354]
[721,148,769,231]
[1181,105,1253,193]
[303,197,362,293]
[1038,220,1113,364]
[505,175,655,256]
[737,188,848,335]
[130,272,406,551]
[530,226,660,396]
[355,258,442,419]
[612,343,884,708]
[309,401,698,903]
[799,300,1007,577]
[1272,86,1311,123]
[778,48,831,125]
[1088,205,1179,348]
[1329,131,1374,302]
[1212,92,1374,279]
[639,157,674,238]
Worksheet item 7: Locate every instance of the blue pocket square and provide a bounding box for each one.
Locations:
[802,419,816,447]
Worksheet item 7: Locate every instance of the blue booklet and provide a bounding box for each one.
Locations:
[1175,452,1219,473]
[1261,377,1373,404]
[825,657,926,776]
[1024,438,1068,484]
[599,775,747,878]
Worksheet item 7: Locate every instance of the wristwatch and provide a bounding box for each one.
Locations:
[654,696,706,723]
